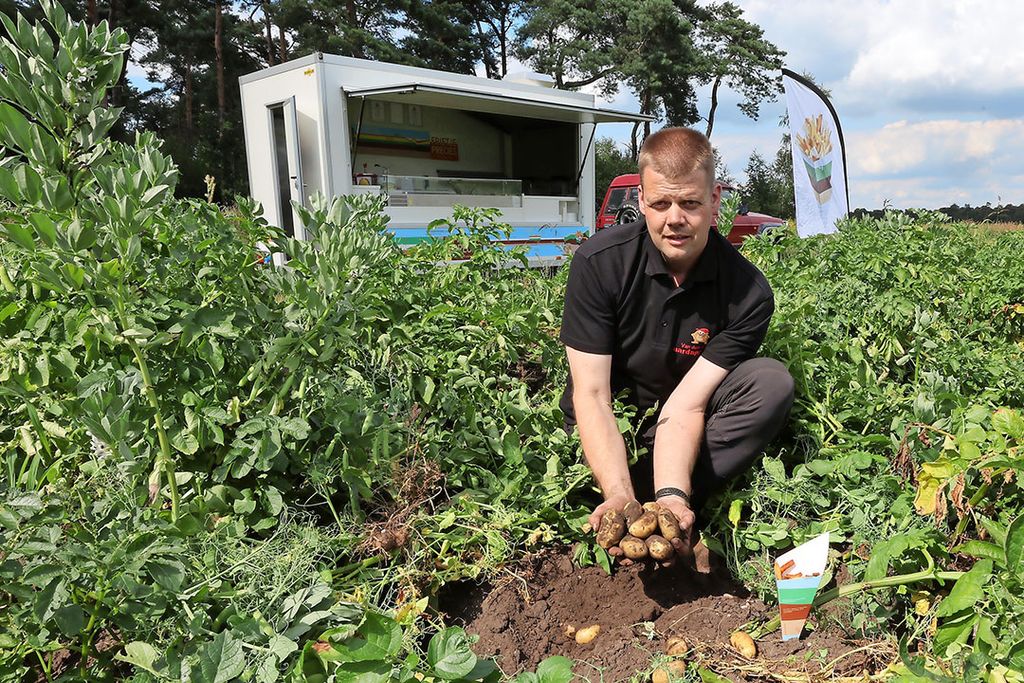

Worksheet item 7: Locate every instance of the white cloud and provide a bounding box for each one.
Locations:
[849,118,1024,176]
[842,1,1024,105]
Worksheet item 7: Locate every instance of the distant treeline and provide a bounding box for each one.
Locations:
[851,204,1024,224]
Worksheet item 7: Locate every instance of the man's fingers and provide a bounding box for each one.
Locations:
[670,537,686,552]
[608,546,623,557]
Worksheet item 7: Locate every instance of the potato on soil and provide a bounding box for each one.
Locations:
[619,535,649,560]
[657,508,682,542]
[596,510,627,549]
[575,624,600,644]
[730,630,757,658]
[629,511,659,539]
[651,661,686,683]
[646,534,674,561]
[664,636,688,656]
[623,500,644,525]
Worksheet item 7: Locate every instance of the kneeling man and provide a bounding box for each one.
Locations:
[560,127,794,564]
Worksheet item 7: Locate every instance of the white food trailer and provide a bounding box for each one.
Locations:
[239,52,652,265]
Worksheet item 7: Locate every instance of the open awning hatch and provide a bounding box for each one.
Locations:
[344,82,654,124]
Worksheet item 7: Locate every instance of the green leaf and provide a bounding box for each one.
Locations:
[762,457,786,482]
[117,641,164,677]
[0,102,33,153]
[3,222,35,250]
[34,576,67,623]
[332,660,392,683]
[267,634,298,660]
[1004,515,1024,574]
[53,604,86,635]
[23,563,63,586]
[697,668,733,683]
[15,164,41,204]
[535,655,573,683]
[27,213,56,245]
[428,627,478,680]
[933,612,977,657]
[418,374,435,405]
[934,559,992,617]
[0,166,20,201]
[992,408,1024,441]
[335,611,402,663]
[147,558,186,592]
[171,429,199,456]
[954,540,1004,565]
[196,631,245,683]
[864,536,914,582]
[728,499,743,529]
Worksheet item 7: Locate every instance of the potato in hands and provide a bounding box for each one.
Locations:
[593,502,683,563]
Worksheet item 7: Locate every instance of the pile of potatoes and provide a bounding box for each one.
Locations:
[594,501,681,562]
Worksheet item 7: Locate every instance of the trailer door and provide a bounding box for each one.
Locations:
[268,97,305,241]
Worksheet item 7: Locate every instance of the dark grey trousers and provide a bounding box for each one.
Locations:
[626,357,795,518]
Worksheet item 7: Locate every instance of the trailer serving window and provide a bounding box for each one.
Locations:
[344,82,649,202]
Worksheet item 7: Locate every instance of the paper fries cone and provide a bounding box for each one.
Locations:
[774,533,829,641]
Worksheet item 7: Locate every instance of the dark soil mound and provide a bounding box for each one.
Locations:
[441,547,894,682]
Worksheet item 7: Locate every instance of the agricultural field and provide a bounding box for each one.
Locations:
[3,5,1024,683]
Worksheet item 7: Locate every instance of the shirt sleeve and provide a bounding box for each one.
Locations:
[701,286,773,371]
[559,252,617,354]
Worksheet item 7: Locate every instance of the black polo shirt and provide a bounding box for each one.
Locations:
[559,219,774,425]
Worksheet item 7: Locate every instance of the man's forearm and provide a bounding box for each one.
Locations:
[652,408,704,497]
[574,392,634,499]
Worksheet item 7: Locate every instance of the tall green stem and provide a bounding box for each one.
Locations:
[126,335,179,521]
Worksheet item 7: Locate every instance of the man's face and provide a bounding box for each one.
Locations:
[638,166,720,277]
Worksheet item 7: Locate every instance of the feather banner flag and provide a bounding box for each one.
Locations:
[774,532,830,641]
[782,69,849,236]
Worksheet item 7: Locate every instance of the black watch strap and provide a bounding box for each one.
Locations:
[655,487,692,506]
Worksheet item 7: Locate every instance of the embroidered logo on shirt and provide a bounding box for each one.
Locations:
[674,327,711,357]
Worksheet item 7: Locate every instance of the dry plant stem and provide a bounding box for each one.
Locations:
[125,335,180,521]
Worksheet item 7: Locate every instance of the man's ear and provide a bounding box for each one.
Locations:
[711,182,722,212]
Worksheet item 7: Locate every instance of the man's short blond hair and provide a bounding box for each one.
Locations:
[637,127,715,190]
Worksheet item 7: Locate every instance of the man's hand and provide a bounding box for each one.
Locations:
[657,495,696,565]
[588,494,638,562]
[588,494,637,532]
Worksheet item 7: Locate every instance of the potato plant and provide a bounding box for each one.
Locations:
[1,2,1024,682]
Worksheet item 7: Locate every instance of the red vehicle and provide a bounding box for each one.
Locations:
[596,173,785,245]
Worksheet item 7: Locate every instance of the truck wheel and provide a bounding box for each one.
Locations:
[615,201,640,224]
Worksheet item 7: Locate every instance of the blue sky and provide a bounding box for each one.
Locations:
[591,0,1024,210]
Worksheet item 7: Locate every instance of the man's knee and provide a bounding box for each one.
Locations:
[732,357,794,420]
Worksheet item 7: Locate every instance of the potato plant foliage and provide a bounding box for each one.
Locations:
[2,4,1024,682]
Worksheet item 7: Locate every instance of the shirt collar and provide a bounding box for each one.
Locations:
[642,219,720,285]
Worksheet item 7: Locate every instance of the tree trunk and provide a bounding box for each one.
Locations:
[706,74,722,138]
[642,90,652,142]
[630,121,641,160]
[475,19,496,78]
[215,0,226,139]
[184,63,194,141]
[346,0,362,57]
[278,24,286,62]
[87,0,96,26]
[262,2,275,65]
[498,15,508,76]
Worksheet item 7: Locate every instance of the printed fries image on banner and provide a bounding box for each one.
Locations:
[796,114,834,205]
[774,532,830,641]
